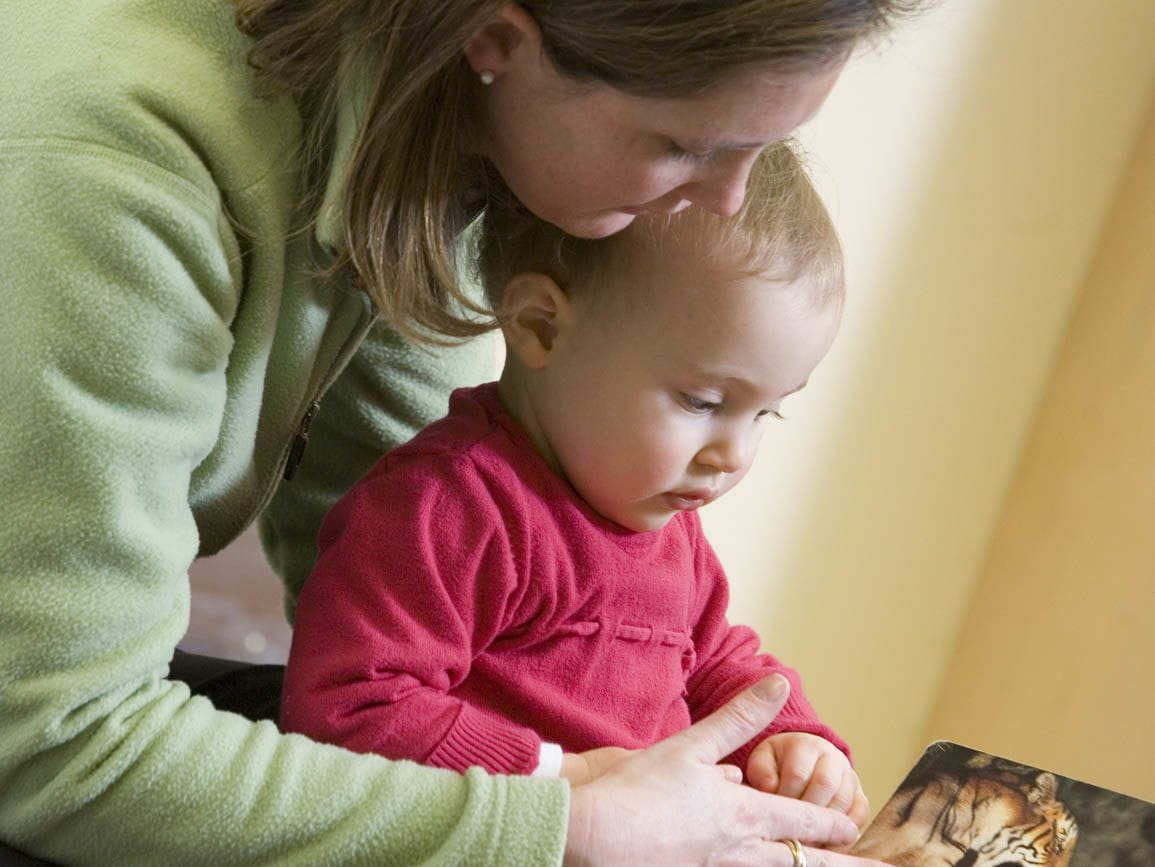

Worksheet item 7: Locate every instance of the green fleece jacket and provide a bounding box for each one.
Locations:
[0,0,569,863]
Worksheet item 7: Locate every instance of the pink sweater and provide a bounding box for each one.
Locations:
[281,383,848,775]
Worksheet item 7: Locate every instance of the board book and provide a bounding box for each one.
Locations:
[849,740,1155,866]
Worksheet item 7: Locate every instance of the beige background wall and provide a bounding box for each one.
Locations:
[922,89,1155,802]
[188,0,1155,810]
[706,0,1155,801]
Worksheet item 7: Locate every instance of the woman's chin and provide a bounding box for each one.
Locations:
[558,211,638,239]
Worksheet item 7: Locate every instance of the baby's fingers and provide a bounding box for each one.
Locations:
[798,752,846,807]
[774,749,816,800]
[826,765,861,814]
[848,787,871,830]
[744,740,781,792]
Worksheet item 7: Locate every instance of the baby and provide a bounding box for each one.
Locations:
[282,140,866,825]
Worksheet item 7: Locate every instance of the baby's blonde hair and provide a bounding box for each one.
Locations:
[478,140,844,314]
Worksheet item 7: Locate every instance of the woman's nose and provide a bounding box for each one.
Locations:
[681,155,755,217]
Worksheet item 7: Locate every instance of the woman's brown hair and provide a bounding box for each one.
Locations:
[235,0,919,341]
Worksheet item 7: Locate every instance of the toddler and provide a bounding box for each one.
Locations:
[282,141,866,824]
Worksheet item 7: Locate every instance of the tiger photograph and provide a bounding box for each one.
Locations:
[850,742,1155,867]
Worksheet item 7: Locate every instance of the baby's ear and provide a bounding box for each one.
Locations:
[500,272,571,369]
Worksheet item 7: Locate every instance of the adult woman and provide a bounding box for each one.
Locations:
[0,1,916,864]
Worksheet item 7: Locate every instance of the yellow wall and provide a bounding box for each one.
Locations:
[705,0,1155,801]
[923,89,1155,802]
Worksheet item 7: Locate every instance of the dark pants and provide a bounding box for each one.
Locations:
[0,651,285,865]
[168,648,286,722]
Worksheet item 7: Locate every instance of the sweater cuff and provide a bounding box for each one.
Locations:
[426,704,541,775]
[474,768,571,865]
[531,742,563,778]
[726,691,852,773]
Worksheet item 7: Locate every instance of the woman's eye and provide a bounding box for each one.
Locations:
[665,139,714,164]
[681,394,720,413]
[756,409,787,421]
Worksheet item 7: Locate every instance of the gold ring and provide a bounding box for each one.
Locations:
[784,839,807,867]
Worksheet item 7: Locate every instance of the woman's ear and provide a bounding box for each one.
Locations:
[500,272,572,369]
[463,4,542,82]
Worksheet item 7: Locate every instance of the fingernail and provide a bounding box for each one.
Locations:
[840,817,861,845]
[755,674,789,702]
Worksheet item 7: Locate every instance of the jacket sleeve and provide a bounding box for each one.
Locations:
[281,454,545,775]
[0,147,565,866]
[682,518,851,770]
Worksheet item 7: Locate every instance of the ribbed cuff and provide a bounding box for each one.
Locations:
[426,704,540,774]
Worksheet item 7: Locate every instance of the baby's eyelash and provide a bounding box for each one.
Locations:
[681,394,721,413]
[758,409,787,421]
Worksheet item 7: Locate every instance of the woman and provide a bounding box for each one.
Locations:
[0,1,917,864]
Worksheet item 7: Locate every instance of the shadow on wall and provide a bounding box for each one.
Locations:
[182,525,291,664]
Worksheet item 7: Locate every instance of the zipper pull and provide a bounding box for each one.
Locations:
[283,400,321,481]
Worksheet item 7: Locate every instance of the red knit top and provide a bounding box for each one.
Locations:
[281,383,848,775]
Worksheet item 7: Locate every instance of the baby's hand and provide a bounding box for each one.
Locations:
[745,732,870,829]
[560,746,633,786]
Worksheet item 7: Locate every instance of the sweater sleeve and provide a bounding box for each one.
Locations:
[0,147,565,866]
[682,518,851,770]
[281,452,545,775]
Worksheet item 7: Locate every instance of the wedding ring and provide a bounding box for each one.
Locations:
[784,839,807,867]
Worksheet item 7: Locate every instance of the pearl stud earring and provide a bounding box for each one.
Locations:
[479,70,496,85]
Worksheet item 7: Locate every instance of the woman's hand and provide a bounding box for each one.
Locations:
[560,746,633,786]
[563,675,890,866]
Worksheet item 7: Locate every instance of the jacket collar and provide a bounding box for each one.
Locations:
[314,54,370,253]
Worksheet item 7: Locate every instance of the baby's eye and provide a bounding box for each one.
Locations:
[681,394,721,414]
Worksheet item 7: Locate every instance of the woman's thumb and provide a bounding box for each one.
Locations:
[669,674,790,764]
